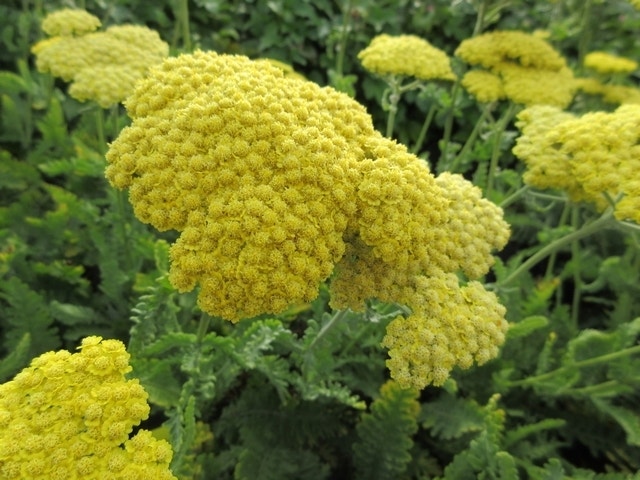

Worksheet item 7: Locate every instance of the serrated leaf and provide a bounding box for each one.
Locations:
[49,300,96,325]
[507,315,549,339]
[591,398,640,446]
[421,393,485,440]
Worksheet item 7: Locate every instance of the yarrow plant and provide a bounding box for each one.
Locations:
[104,50,510,389]
[513,104,640,223]
[0,337,176,480]
[456,30,576,108]
[31,9,169,108]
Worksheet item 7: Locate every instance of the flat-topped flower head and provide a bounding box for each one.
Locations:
[32,10,168,107]
[0,337,176,480]
[358,34,455,81]
[514,104,640,223]
[455,30,565,71]
[106,51,376,321]
[456,30,575,107]
[40,8,101,36]
[584,51,638,75]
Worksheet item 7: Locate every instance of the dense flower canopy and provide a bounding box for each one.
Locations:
[513,104,640,223]
[0,337,176,480]
[456,30,576,107]
[358,34,456,81]
[106,50,510,389]
[32,9,168,108]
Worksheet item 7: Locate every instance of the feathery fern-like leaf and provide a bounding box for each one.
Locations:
[352,380,420,480]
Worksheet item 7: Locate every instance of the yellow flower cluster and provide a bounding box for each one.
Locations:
[40,8,101,36]
[107,51,373,321]
[631,0,640,9]
[456,30,576,107]
[381,275,507,387]
[574,77,640,105]
[0,336,176,480]
[513,104,640,223]
[106,50,510,388]
[358,34,455,81]
[583,51,638,75]
[32,10,168,108]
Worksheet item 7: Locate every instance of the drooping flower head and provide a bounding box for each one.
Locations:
[106,50,510,388]
[0,337,176,480]
[358,34,456,81]
[32,9,169,108]
[513,104,640,223]
[456,30,576,107]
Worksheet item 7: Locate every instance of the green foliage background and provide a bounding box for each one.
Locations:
[2,0,640,479]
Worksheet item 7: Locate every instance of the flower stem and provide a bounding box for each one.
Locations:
[499,207,616,288]
[570,205,583,327]
[485,103,517,198]
[308,309,349,351]
[410,102,438,155]
[507,344,640,388]
[335,0,353,77]
[446,102,493,173]
[499,185,530,209]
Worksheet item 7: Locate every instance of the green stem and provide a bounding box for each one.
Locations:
[545,201,571,281]
[485,103,517,197]
[570,205,583,327]
[178,0,192,52]
[576,0,593,72]
[438,79,462,167]
[499,185,530,209]
[499,207,616,288]
[95,108,106,154]
[410,102,438,155]
[196,312,212,344]
[447,103,493,173]
[507,344,640,388]
[308,309,349,351]
[472,0,488,36]
[335,0,353,77]
[384,78,421,138]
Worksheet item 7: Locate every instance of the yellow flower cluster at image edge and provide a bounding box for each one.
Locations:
[105,50,510,390]
[513,104,640,223]
[456,30,576,107]
[32,9,168,108]
[357,34,455,81]
[0,337,176,480]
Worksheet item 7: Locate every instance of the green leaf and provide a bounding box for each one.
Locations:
[591,398,640,447]
[421,393,486,440]
[353,381,420,480]
[0,332,30,382]
[507,315,549,339]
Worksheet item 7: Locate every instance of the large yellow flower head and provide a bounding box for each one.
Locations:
[456,30,576,108]
[0,337,176,480]
[32,10,168,108]
[106,51,375,321]
[513,105,640,223]
[358,34,456,81]
[584,51,638,75]
[106,50,510,387]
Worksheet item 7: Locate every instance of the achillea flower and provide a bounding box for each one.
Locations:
[358,34,455,81]
[40,8,101,36]
[32,9,168,108]
[0,336,176,480]
[107,51,375,321]
[456,31,576,108]
[381,274,507,389]
[513,104,640,223]
[260,58,306,80]
[575,77,640,105]
[461,70,505,103]
[106,50,510,387]
[584,51,638,75]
